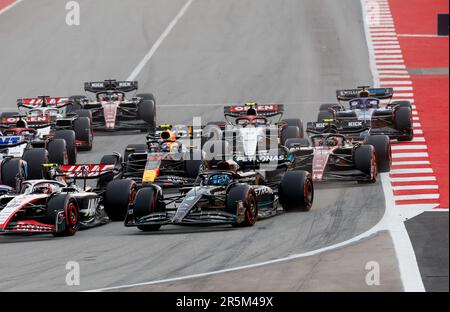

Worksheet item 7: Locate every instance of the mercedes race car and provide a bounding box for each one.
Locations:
[124,160,313,231]
[69,80,156,132]
[285,133,391,183]
[317,87,413,141]
[0,159,134,236]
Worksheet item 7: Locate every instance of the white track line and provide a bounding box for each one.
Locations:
[390,176,436,182]
[0,0,25,15]
[127,0,194,81]
[393,185,438,191]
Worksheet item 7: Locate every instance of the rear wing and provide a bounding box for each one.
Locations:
[336,88,394,101]
[0,116,53,125]
[224,104,284,117]
[84,80,138,93]
[306,120,370,134]
[57,164,116,179]
[17,97,71,109]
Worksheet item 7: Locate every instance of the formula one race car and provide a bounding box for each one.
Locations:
[0,159,131,236]
[69,80,156,132]
[284,133,391,182]
[124,160,313,231]
[120,124,203,189]
[317,87,413,141]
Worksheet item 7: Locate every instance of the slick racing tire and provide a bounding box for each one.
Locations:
[394,107,413,141]
[47,195,79,237]
[22,148,49,180]
[124,144,147,162]
[104,179,137,221]
[137,93,156,130]
[134,188,162,232]
[280,126,301,146]
[354,145,377,183]
[47,138,68,165]
[54,130,77,164]
[1,158,26,188]
[74,117,93,151]
[226,184,258,227]
[282,119,304,138]
[365,135,391,173]
[73,109,93,124]
[317,110,335,122]
[279,171,313,211]
[284,138,310,149]
[391,101,412,109]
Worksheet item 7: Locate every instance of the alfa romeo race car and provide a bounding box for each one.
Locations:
[69,80,156,132]
[0,160,133,236]
[124,160,313,231]
[317,87,413,141]
[285,133,391,182]
[121,124,202,189]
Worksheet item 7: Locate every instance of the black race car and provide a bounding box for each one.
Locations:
[123,160,313,231]
[69,80,156,132]
[317,86,413,141]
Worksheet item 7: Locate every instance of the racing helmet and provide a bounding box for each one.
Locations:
[325,136,339,147]
[33,183,55,194]
[160,142,172,152]
[208,174,231,186]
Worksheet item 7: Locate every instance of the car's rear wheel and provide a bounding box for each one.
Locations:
[47,138,68,165]
[354,145,377,183]
[317,110,335,122]
[279,171,313,211]
[54,130,77,164]
[22,148,49,180]
[394,107,413,141]
[74,117,93,151]
[280,126,301,146]
[104,179,137,221]
[97,154,121,188]
[319,103,337,111]
[284,138,310,148]
[137,93,156,131]
[124,144,147,162]
[282,119,304,138]
[226,184,258,227]
[68,95,88,113]
[1,158,25,188]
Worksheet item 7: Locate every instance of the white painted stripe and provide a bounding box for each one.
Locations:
[379,75,411,78]
[374,49,402,53]
[413,116,420,121]
[373,41,400,45]
[392,86,413,91]
[378,65,406,69]
[370,28,395,31]
[0,0,25,15]
[393,185,438,190]
[390,168,434,174]
[371,32,397,36]
[392,145,427,150]
[413,129,423,134]
[372,37,398,41]
[392,161,430,166]
[413,122,421,127]
[397,34,447,38]
[377,60,405,64]
[411,137,425,142]
[395,194,440,201]
[379,81,412,85]
[412,110,418,116]
[379,70,409,74]
[127,0,194,81]
[394,93,414,97]
[373,45,401,49]
[390,176,435,182]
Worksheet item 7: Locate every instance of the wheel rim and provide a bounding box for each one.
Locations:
[371,152,378,180]
[304,179,313,209]
[68,203,78,227]
[246,196,257,225]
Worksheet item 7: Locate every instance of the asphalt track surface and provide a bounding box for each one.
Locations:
[0,0,385,291]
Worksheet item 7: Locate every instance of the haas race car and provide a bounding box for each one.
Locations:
[0,160,137,236]
[317,87,413,141]
[69,80,156,132]
[124,160,313,231]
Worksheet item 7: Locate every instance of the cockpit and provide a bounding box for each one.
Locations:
[349,98,380,110]
[311,134,345,148]
[97,92,125,102]
[235,116,269,127]
[20,181,65,195]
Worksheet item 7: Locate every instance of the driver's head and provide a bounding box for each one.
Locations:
[359,90,370,98]
[208,174,231,186]
[326,137,339,147]
[34,183,53,194]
